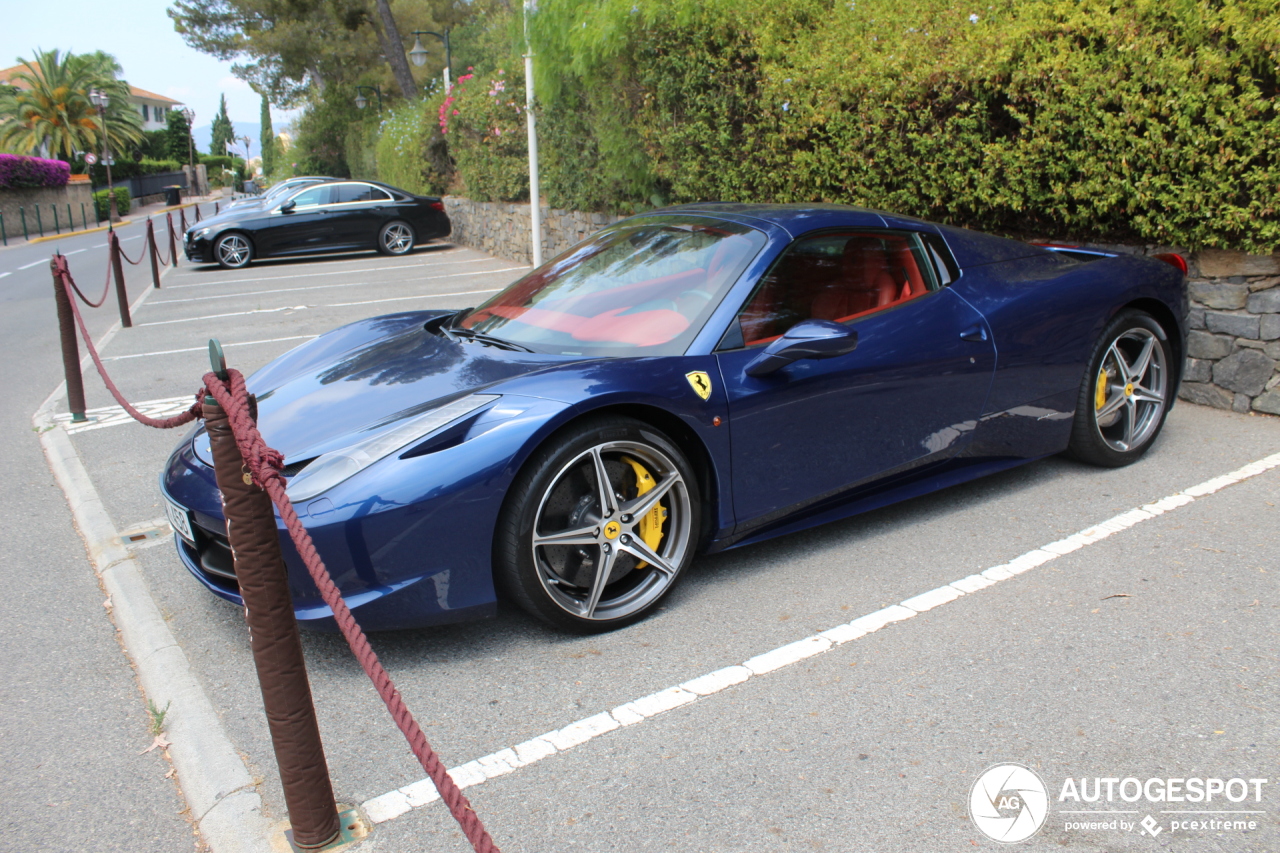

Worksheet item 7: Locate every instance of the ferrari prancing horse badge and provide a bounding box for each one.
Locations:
[685,371,713,401]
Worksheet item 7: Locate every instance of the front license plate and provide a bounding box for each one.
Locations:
[164,497,195,544]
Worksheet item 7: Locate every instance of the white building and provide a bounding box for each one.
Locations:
[0,65,184,130]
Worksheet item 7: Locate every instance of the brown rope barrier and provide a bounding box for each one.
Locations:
[49,253,501,852]
[116,235,147,266]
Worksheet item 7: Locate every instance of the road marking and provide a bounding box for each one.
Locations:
[360,449,1280,825]
[93,242,108,248]
[327,282,512,308]
[149,261,519,305]
[53,395,199,434]
[162,250,491,289]
[64,248,87,256]
[18,258,47,269]
[100,335,318,363]
[0,272,9,280]
[137,305,308,327]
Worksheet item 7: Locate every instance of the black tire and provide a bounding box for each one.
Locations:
[1067,309,1173,467]
[213,232,253,269]
[495,416,701,632]
[378,220,415,255]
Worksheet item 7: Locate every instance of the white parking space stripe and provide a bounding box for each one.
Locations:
[18,259,47,269]
[163,250,485,289]
[328,286,507,309]
[137,305,308,327]
[150,261,519,305]
[100,335,317,362]
[360,450,1280,825]
[93,242,108,248]
[0,272,10,280]
[64,248,87,256]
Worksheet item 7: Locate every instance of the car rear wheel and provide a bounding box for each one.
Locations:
[495,416,700,632]
[1067,309,1173,467]
[378,220,415,255]
[214,232,253,269]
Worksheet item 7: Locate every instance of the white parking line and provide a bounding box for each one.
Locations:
[163,251,486,289]
[360,450,1280,825]
[64,248,87,256]
[137,305,307,327]
[328,288,505,309]
[18,258,47,270]
[93,242,108,248]
[150,260,518,305]
[0,272,10,280]
[100,334,317,363]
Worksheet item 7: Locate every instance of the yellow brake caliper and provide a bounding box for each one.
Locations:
[1095,367,1109,411]
[621,456,666,570]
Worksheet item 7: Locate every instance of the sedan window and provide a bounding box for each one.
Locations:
[331,184,391,204]
[285,186,329,209]
[733,231,938,347]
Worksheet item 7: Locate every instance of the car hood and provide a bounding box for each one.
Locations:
[238,324,578,462]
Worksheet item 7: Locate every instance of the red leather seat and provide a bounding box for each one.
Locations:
[811,237,899,322]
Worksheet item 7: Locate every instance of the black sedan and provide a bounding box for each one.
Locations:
[184,180,451,269]
[221,176,334,211]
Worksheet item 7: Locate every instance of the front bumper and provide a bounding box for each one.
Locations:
[183,232,212,262]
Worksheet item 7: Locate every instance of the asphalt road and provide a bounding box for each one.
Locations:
[0,219,195,852]
[8,231,1279,852]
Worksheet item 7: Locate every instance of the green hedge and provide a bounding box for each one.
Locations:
[411,0,1280,252]
[88,158,182,185]
[92,188,132,220]
[375,95,453,197]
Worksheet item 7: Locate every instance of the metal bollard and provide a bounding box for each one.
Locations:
[81,202,88,231]
[110,232,131,327]
[21,207,29,240]
[202,347,341,850]
[194,203,202,223]
[167,212,180,267]
[51,258,88,422]
[215,201,220,215]
[67,203,73,233]
[53,204,61,235]
[36,205,43,237]
[147,219,162,289]
[1,212,6,247]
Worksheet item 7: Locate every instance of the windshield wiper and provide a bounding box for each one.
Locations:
[449,326,533,352]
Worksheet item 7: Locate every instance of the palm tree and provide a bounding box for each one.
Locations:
[0,48,143,159]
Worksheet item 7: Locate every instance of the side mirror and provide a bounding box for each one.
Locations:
[280,199,296,213]
[744,319,858,377]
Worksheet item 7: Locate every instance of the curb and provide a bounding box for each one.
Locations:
[33,265,276,853]
[27,221,133,244]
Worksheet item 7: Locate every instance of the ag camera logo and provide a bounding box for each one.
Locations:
[970,764,1050,843]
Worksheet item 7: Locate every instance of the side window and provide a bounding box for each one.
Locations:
[287,186,328,209]
[733,231,938,347]
[331,184,390,204]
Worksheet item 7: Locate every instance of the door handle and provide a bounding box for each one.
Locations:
[960,324,988,342]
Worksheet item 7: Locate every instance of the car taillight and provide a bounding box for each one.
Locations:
[429,201,444,211]
[1152,253,1187,275]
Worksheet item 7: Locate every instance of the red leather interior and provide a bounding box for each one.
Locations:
[740,233,931,346]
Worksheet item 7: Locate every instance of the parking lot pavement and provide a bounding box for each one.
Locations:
[40,242,1280,851]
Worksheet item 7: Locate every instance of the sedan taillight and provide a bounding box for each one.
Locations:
[429,201,444,211]
[1152,252,1187,275]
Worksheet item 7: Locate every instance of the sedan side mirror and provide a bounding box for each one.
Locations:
[744,319,859,377]
[280,199,296,213]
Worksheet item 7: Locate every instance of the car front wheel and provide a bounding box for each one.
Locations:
[1068,309,1173,467]
[213,232,253,269]
[496,417,700,632]
[378,220,415,255]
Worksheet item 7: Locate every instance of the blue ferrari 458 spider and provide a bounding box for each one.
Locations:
[162,204,1187,632]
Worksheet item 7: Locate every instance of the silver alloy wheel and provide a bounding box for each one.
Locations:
[531,440,692,622]
[382,222,413,254]
[1092,327,1168,452]
[215,234,251,267]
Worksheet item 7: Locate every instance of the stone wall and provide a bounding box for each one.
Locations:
[0,182,95,238]
[1181,251,1280,415]
[443,197,624,266]
[442,197,1279,416]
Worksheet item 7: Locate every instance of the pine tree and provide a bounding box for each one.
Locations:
[166,108,192,163]
[209,94,235,155]
[259,92,275,176]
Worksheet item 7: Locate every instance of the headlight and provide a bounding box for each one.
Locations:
[285,394,499,502]
[195,227,212,239]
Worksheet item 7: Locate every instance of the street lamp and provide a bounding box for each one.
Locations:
[180,107,198,196]
[88,88,119,228]
[409,30,452,93]
[354,85,384,111]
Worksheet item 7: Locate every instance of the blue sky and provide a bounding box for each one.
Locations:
[2,0,302,155]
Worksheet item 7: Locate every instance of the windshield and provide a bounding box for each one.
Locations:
[458,215,768,356]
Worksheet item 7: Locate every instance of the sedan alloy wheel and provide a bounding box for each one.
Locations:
[214,233,253,269]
